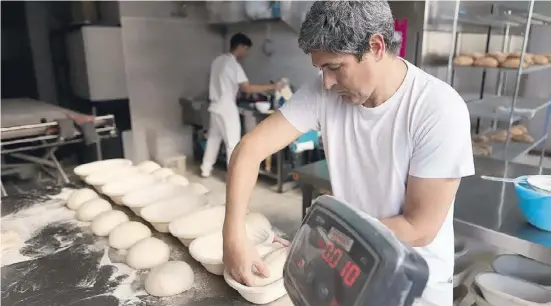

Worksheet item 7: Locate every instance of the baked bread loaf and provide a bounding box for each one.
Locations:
[501,57,529,69]
[453,55,474,66]
[488,51,508,64]
[473,143,493,156]
[474,56,499,68]
[511,124,528,136]
[464,52,485,59]
[533,55,549,65]
[490,130,508,142]
[512,133,534,143]
[472,135,489,144]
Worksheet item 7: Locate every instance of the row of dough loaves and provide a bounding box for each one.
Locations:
[71,158,292,304]
[454,51,551,68]
[66,188,193,297]
[68,158,213,297]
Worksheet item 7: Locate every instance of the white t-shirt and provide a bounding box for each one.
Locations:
[208,53,248,114]
[280,60,474,306]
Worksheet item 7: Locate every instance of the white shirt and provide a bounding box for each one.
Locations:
[208,53,248,114]
[280,60,474,306]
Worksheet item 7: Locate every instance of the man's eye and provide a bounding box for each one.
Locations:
[328,66,340,71]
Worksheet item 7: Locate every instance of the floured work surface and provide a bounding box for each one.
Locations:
[0,185,293,306]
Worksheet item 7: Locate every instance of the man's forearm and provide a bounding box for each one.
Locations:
[243,83,276,94]
[223,140,261,240]
[379,215,432,247]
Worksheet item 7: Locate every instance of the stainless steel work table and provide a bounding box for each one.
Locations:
[1,185,292,306]
[292,157,551,265]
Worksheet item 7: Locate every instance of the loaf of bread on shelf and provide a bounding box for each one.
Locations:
[490,130,508,142]
[472,134,489,144]
[545,54,551,61]
[533,55,549,65]
[473,143,493,156]
[473,56,499,68]
[512,133,535,144]
[500,57,530,69]
[463,52,485,59]
[488,51,508,64]
[510,124,528,136]
[453,55,474,66]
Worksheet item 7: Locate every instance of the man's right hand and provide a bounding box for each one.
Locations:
[223,233,269,286]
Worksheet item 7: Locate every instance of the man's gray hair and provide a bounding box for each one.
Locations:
[298,1,400,57]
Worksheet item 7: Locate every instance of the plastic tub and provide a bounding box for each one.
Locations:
[476,272,551,306]
[254,102,271,114]
[224,270,287,304]
[492,254,551,287]
[514,178,551,231]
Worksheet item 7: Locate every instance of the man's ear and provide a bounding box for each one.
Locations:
[368,34,386,61]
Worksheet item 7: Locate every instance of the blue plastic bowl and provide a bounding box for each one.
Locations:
[514,176,551,232]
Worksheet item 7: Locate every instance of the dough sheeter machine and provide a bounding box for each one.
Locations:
[283,195,431,306]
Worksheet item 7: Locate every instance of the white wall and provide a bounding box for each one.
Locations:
[119,2,223,162]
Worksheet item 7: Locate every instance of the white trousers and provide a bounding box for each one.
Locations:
[200,108,241,174]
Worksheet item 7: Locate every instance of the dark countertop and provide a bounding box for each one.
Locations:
[1,185,292,306]
[293,157,551,265]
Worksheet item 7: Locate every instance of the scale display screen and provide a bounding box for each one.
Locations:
[285,207,379,306]
[283,196,429,306]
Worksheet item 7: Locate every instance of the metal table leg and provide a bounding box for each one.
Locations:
[301,183,314,219]
[276,149,284,193]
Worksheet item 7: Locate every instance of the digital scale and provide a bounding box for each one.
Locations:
[283,195,429,306]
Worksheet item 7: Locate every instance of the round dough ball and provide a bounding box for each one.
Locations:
[152,168,175,180]
[453,55,474,66]
[109,221,152,250]
[91,210,129,236]
[474,56,499,68]
[189,182,209,195]
[67,188,98,210]
[136,161,161,174]
[126,237,170,269]
[76,198,112,221]
[145,261,194,297]
[167,174,189,187]
[248,247,290,287]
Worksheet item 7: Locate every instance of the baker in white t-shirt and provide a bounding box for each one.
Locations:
[221,2,474,305]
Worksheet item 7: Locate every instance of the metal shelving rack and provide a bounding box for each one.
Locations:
[445,0,551,167]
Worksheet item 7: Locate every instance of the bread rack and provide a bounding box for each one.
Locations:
[443,0,551,167]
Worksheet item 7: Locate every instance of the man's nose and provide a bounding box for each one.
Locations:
[322,71,336,90]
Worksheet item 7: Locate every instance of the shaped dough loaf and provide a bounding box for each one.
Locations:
[248,247,290,287]
[151,168,175,180]
[67,188,98,210]
[136,161,161,174]
[167,174,189,187]
[169,205,226,239]
[140,193,208,223]
[74,159,132,177]
[76,198,112,221]
[109,221,152,250]
[91,210,129,236]
[126,237,170,269]
[145,261,194,297]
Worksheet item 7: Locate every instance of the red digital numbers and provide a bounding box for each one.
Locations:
[320,241,361,287]
[341,260,361,287]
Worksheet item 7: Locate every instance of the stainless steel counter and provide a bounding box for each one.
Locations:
[292,157,551,265]
[1,185,292,306]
